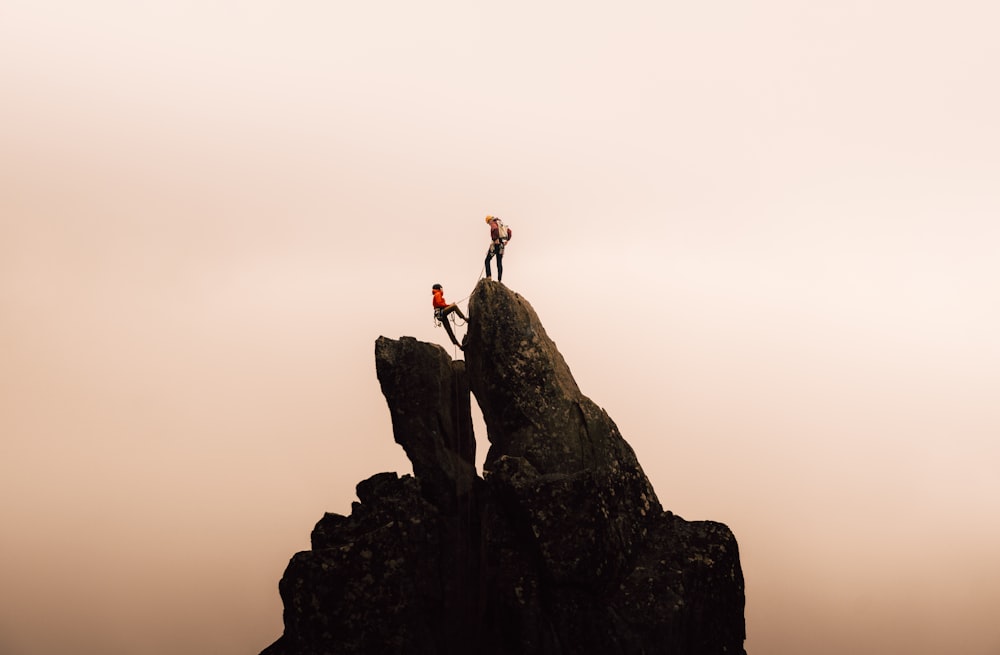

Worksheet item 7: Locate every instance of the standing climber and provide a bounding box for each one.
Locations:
[432,283,467,350]
[484,215,512,282]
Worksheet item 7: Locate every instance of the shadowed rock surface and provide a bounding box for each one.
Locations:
[260,280,746,655]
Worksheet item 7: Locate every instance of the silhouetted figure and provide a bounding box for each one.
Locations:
[484,215,512,281]
[432,283,467,349]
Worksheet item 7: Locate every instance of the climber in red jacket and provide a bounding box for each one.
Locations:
[432,284,467,350]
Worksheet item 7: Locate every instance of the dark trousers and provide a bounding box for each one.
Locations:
[485,243,504,280]
[436,304,467,347]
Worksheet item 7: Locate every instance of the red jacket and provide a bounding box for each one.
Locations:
[432,287,448,309]
[489,219,512,243]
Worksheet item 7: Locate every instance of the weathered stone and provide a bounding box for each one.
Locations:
[262,472,481,655]
[260,280,746,655]
[465,281,661,588]
[374,336,476,509]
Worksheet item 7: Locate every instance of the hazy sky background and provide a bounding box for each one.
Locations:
[2,2,998,654]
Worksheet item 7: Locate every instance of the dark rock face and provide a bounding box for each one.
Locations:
[373,336,477,510]
[465,281,661,590]
[260,281,746,655]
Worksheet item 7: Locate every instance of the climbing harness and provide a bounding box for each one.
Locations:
[434,263,484,331]
[432,237,507,350]
[433,307,468,329]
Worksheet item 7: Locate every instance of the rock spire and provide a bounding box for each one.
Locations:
[260,280,746,655]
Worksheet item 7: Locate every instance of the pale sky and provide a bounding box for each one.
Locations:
[2,2,999,654]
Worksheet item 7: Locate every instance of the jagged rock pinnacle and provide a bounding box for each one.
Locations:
[260,282,746,655]
[374,336,477,508]
[465,279,662,586]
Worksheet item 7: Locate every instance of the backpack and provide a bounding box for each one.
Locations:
[495,219,509,240]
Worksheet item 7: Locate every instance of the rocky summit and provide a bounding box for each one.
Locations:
[259,280,746,655]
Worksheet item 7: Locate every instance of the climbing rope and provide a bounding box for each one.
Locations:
[433,310,468,329]
[435,262,484,329]
[453,263,486,306]
[433,258,493,354]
